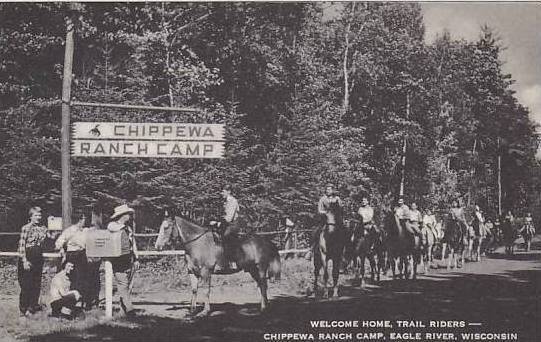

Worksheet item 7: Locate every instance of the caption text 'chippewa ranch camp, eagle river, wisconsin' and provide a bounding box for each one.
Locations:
[71,122,225,158]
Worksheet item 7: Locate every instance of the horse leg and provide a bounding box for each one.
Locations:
[313,251,322,298]
[322,259,330,299]
[189,272,199,314]
[249,267,269,311]
[359,256,365,288]
[412,253,419,280]
[447,248,452,270]
[331,257,340,298]
[441,243,447,262]
[197,268,211,317]
[369,255,376,282]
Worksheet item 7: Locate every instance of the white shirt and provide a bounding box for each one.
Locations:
[423,214,437,228]
[358,206,374,223]
[49,270,71,304]
[409,209,422,222]
[224,195,239,223]
[55,225,87,252]
[395,204,410,220]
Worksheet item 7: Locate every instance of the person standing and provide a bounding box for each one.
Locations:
[107,204,139,317]
[55,211,89,307]
[18,206,50,316]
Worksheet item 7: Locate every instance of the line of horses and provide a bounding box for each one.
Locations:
[312,203,536,298]
[152,207,534,315]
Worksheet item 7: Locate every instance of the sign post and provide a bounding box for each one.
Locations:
[61,16,75,228]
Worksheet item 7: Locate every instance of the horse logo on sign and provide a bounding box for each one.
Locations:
[89,124,101,137]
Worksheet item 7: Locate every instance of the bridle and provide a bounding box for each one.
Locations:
[173,221,212,246]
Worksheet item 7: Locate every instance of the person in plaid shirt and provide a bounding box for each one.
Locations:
[18,206,49,316]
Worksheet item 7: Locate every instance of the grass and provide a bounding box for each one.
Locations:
[0,256,329,341]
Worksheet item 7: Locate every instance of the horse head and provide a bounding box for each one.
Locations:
[324,199,343,233]
[154,216,179,250]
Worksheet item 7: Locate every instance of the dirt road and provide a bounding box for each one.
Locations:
[1,238,539,342]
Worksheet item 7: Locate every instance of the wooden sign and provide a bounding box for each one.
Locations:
[72,122,225,158]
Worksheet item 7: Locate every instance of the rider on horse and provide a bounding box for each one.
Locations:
[318,183,343,224]
[449,199,468,232]
[313,184,343,242]
[472,205,485,237]
[220,185,240,269]
[408,202,424,242]
[394,197,410,235]
[422,208,439,240]
[357,196,375,231]
[521,212,536,236]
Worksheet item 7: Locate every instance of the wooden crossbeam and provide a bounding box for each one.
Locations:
[71,101,199,113]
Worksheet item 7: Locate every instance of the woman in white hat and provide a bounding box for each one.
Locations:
[107,204,139,317]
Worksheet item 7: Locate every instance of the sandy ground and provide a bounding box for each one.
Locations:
[0,237,539,342]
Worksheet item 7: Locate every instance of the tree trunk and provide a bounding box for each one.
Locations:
[497,137,502,217]
[342,2,356,114]
[399,94,410,198]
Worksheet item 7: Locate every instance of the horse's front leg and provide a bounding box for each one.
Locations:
[322,258,330,299]
[441,243,447,262]
[359,256,365,288]
[447,249,453,270]
[258,268,269,311]
[331,257,340,297]
[189,272,199,314]
[197,268,211,317]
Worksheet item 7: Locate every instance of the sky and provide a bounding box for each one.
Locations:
[421,2,541,126]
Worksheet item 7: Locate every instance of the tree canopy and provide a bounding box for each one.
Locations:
[1,3,539,232]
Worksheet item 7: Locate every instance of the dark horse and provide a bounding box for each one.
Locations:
[442,216,468,269]
[383,212,422,279]
[501,216,519,255]
[344,217,385,287]
[155,216,281,315]
[313,200,347,298]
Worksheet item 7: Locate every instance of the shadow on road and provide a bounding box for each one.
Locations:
[30,251,541,342]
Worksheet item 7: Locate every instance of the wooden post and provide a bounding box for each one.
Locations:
[104,260,113,319]
[61,16,75,228]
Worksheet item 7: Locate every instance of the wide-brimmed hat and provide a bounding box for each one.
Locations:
[110,204,134,220]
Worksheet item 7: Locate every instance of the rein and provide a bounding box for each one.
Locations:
[174,222,211,245]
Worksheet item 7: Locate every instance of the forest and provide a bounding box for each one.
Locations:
[1,2,540,232]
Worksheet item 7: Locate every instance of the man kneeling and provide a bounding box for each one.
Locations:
[49,262,82,319]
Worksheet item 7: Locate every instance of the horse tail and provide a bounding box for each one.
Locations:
[268,250,282,281]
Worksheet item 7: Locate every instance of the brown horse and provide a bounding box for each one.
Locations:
[155,215,281,315]
[313,200,347,298]
[501,216,519,255]
[383,212,422,279]
[442,216,468,269]
[344,217,385,287]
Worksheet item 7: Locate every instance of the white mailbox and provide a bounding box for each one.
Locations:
[86,230,131,258]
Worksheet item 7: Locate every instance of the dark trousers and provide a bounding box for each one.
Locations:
[18,247,44,314]
[65,250,88,304]
[86,258,101,308]
[51,292,79,317]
